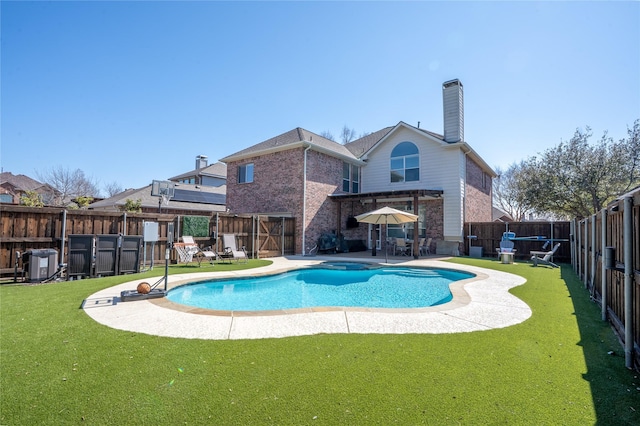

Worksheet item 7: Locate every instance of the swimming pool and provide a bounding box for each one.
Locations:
[166,265,475,311]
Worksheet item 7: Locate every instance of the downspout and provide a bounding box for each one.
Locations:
[302,145,311,255]
[623,196,633,369]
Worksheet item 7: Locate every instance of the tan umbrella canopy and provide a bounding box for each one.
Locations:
[355,206,419,262]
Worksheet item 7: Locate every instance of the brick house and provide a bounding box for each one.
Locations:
[221,80,495,256]
[0,172,61,205]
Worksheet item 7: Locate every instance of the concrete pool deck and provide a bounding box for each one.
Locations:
[82,256,531,340]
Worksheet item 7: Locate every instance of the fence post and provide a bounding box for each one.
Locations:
[623,197,634,369]
[576,220,582,278]
[570,219,576,273]
[601,208,608,321]
[590,214,596,294]
[60,209,67,268]
[583,218,588,288]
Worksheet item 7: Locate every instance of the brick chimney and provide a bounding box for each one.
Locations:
[196,155,208,169]
[442,79,464,143]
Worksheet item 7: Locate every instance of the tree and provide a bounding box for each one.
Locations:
[340,125,357,144]
[516,121,640,219]
[20,190,44,207]
[320,130,335,141]
[122,198,142,213]
[492,163,533,221]
[321,125,363,144]
[74,196,94,209]
[37,166,101,206]
[104,181,123,197]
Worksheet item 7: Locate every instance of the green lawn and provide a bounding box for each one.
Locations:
[1,258,638,425]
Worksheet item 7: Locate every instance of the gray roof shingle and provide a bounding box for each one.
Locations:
[220,127,358,162]
[0,172,47,191]
[169,162,227,181]
[88,183,226,212]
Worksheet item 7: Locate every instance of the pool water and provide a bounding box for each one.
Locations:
[166,266,474,311]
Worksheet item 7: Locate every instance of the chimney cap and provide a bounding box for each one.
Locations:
[443,79,462,88]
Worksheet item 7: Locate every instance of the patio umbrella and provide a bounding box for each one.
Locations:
[355,206,419,262]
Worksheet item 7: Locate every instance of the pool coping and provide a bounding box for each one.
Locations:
[82,256,531,340]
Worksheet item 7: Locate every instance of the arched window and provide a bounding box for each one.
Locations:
[390,142,419,182]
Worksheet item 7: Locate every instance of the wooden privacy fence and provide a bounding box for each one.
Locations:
[573,188,640,370]
[0,205,295,277]
[463,221,571,263]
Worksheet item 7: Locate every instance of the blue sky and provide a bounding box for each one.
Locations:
[2,1,639,193]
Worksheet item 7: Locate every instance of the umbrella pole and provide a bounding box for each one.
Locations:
[385,218,388,263]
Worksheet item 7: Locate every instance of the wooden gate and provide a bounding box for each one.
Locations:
[255,216,296,257]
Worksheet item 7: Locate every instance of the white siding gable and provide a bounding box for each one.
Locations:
[360,126,466,241]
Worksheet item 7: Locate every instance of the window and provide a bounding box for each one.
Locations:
[0,194,13,203]
[343,162,360,193]
[238,163,254,183]
[390,142,419,183]
[351,165,360,193]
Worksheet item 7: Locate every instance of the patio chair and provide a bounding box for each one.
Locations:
[221,234,249,263]
[175,236,216,266]
[420,237,432,255]
[193,246,217,267]
[394,238,410,256]
[530,243,561,268]
[496,239,516,262]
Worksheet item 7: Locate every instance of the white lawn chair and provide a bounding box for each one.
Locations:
[221,234,249,263]
[530,243,561,268]
[175,236,216,266]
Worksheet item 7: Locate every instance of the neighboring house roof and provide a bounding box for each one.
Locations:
[169,162,227,181]
[88,183,226,213]
[492,207,514,222]
[0,172,61,204]
[220,127,359,163]
[0,172,49,192]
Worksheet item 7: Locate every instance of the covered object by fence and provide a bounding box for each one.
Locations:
[463,221,571,264]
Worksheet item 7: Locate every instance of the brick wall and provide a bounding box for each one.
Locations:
[303,150,343,252]
[227,146,454,255]
[226,148,304,216]
[465,156,492,222]
[226,148,349,254]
